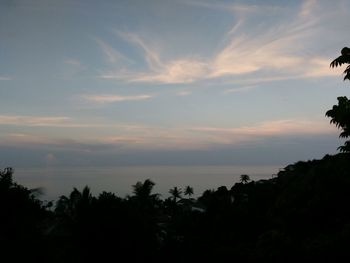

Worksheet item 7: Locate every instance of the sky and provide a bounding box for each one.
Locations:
[0,0,349,168]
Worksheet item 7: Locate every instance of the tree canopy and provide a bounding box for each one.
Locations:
[327,47,350,152]
[330,47,350,81]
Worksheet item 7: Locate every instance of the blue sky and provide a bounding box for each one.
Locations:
[0,0,349,168]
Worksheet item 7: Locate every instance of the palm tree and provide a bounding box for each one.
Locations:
[240,174,250,184]
[184,186,194,199]
[55,186,93,218]
[132,179,156,200]
[330,47,350,81]
[169,186,182,202]
[0,167,14,189]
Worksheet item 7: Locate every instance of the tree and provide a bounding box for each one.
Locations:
[184,185,194,199]
[0,167,47,261]
[0,167,14,190]
[240,174,251,184]
[328,47,350,152]
[326,97,350,152]
[330,47,350,81]
[169,186,182,202]
[55,186,93,218]
[131,179,160,212]
[132,179,156,200]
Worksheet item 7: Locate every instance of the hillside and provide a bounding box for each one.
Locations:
[1,153,349,262]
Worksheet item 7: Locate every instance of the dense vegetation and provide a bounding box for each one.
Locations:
[1,48,350,262]
[1,153,350,263]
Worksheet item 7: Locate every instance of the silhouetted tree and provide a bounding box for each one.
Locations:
[330,47,350,81]
[326,97,350,152]
[1,155,350,263]
[55,186,93,219]
[169,186,182,202]
[131,179,161,215]
[132,179,156,199]
[0,167,14,189]
[0,167,48,262]
[240,174,251,184]
[184,186,194,198]
[328,47,350,152]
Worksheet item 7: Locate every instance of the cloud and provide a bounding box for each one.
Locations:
[100,60,209,84]
[0,115,118,128]
[96,1,341,85]
[224,85,257,94]
[302,57,344,78]
[0,76,12,80]
[0,116,340,158]
[116,31,163,70]
[100,31,210,84]
[64,58,81,66]
[95,38,133,65]
[185,1,282,15]
[3,133,59,145]
[128,59,209,84]
[61,58,88,79]
[189,119,338,145]
[299,0,318,18]
[0,115,72,127]
[99,32,210,84]
[0,117,340,162]
[176,90,192,96]
[83,94,153,103]
[227,19,244,37]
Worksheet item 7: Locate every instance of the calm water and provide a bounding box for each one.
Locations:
[14,165,282,201]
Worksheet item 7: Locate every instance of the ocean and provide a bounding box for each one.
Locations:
[14,165,283,201]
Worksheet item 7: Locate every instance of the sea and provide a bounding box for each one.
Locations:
[14,165,283,201]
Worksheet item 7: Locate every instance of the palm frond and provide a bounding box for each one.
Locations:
[330,55,350,68]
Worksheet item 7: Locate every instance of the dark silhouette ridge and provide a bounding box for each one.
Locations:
[1,153,350,262]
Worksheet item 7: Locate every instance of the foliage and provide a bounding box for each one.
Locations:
[0,167,48,262]
[184,186,194,198]
[132,178,157,199]
[328,47,350,152]
[240,174,251,184]
[326,96,350,152]
[330,47,350,81]
[169,186,182,202]
[1,157,350,262]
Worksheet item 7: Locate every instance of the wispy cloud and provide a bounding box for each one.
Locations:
[64,58,81,66]
[189,118,338,145]
[100,31,209,84]
[83,94,153,103]
[97,1,339,85]
[185,1,282,15]
[61,58,87,79]
[176,90,192,96]
[95,38,133,65]
[0,76,12,80]
[299,0,318,18]
[0,116,339,152]
[0,115,72,127]
[3,133,61,146]
[129,59,208,84]
[116,31,162,70]
[223,85,257,94]
[0,115,159,131]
